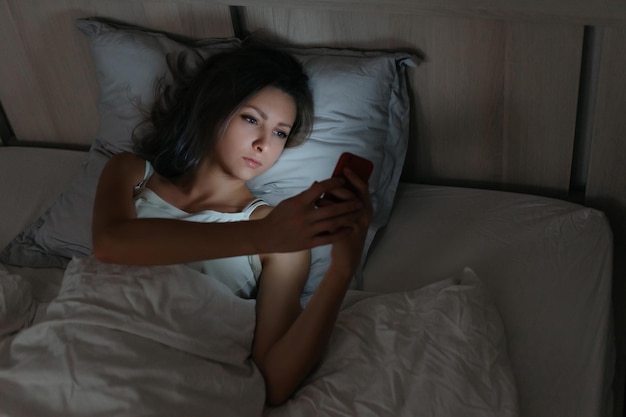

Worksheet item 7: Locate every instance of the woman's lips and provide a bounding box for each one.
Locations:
[243,157,262,169]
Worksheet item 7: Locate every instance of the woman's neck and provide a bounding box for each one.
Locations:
[149,163,255,214]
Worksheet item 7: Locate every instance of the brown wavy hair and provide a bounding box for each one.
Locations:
[133,44,314,178]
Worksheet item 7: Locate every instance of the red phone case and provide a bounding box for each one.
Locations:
[331,152,373,183]
[318,153,373,205]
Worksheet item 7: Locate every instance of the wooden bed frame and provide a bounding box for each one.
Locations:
[2,0,625,231]
[1,0,624,414]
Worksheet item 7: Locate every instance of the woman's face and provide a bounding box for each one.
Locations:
[213,86,297,181]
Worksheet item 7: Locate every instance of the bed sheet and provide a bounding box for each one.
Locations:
[0,147,85,303]
[362,183,615,417]
[0,256,518,417]
[0,147,86,251]
[0,147,614,417]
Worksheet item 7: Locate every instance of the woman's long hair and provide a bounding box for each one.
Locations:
[133,44,314,178]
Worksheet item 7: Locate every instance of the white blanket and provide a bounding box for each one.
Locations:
[0,257,518,417]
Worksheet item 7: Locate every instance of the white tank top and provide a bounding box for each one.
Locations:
[133,161,267,298]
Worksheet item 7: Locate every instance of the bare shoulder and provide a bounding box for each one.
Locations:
[248,202,310,266]
[253,203,310,269]
[101,152,146,184]
[264,247,311,268]
[249,203,274,220]
[258,248,311,305]
[106,152,145,169]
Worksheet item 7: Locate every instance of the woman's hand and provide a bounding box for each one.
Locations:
[327,168,372,277]
[257,177,366,254]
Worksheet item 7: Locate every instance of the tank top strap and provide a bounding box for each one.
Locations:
[242,198,269,215]
[135,160,154,190]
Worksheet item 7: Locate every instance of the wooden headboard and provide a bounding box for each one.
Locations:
[1,0,625,246]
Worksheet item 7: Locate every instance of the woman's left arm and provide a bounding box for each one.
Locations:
[252,249,313,406]
[252,169,371,406]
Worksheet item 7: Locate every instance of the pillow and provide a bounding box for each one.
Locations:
[0,18,241,268]
[267,269,519,416]
[247,46,416,297]
[1,19,417,301]
[0,265,37,338]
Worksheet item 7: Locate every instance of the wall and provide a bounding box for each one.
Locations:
[0,0,624,242]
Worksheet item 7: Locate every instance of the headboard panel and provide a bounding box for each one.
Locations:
[586,25,626,244]
[231,0,626,24]
[0,0,233,146]
[1,0,625,244]
[244,6,583,193]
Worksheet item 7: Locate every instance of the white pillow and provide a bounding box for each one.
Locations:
[268,269,520,417]
[248,47,416,297]
[0,18,240,268]
[1,18,417,299]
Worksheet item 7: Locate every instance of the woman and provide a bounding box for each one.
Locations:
[92,44,371,405]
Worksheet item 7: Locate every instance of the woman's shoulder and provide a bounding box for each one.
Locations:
[249,203,273,220]
[100,152,149,186]
[103,152,147,174]
[108,152,145,165]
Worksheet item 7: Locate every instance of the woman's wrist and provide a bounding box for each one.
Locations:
[248,218,271,255]
[324,262,356,289]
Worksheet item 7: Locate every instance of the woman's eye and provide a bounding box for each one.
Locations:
[242,115,257,124]
[274,130,289,139]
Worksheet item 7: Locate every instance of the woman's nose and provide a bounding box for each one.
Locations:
[254,134,271,152]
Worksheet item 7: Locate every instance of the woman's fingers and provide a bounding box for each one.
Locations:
[263,174,372,252]
[300,177,345,204]
[301,172,371,231]
[344,168,373,220]
[313,209,361,233]
[318,187,355,204]
[342,168,369,201]
[309,198,362,220]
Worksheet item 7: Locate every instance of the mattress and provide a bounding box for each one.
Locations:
[0,147,85,301]
[362,183,614,417]
[0,146,615,417]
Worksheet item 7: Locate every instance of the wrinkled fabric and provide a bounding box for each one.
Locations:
[0,265,37,337]
[0,256,265,417]
[1,258,517,417]
[268,269,519,417]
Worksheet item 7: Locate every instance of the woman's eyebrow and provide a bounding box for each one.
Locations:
[247,105,293,129]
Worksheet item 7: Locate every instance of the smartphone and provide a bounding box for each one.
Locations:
[331,152,374,183]
[320,152,373,204]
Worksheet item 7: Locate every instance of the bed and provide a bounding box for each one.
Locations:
[0,2,619,417]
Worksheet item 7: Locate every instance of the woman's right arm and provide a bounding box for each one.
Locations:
[92,152,248,265]
[92,153,363,265]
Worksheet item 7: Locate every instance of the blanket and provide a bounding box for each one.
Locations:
[0,257,518,417]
